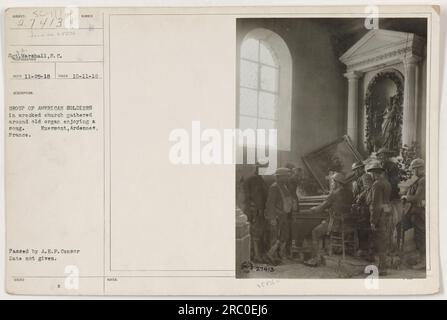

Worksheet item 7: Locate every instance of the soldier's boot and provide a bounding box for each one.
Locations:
[378,254,388,276]
[266,241,280,265]
[279,243,291,263]
[305,233,326,267]
[304,249,324,268]
[273,244,283,265]
[304,257,318,267]
[319,255,326,266]
[304,255,324,268]
[412,252,426,270]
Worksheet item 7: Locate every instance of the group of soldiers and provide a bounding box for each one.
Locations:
[243,162,299,266]
[243,148,426,275]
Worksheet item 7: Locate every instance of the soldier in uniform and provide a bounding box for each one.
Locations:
[243,160,269,263]
[284,163,301,259]
[265,167,297,265]
[352,162,374,260]
[285,163,302,198]
[304,172,354,267]
[398,158,426,270]
[377,147,400,200]
[367,161,392,276]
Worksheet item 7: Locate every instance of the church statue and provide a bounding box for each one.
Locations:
[381,95,401,153]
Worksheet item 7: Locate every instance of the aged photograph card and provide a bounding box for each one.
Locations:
[4,5,440,295]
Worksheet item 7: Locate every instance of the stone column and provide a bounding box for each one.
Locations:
[344,71,363,147]
[402,56,420,147]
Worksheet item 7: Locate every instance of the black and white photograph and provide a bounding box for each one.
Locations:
[2,3,443,298]
[236,17,429,279]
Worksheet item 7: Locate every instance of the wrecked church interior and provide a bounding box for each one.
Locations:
[235,18,428,279]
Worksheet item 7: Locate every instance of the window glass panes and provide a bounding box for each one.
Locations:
[239,37,279,138]
[239,87,258,116]
[260,65,278,92]
[241,38,259,61]
[257,118,276,131]
[239,115,258,131]
[240,59,258,89]
[258,91,277,119]
[260,42,276,66]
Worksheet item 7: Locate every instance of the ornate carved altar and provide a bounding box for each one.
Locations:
[339,29,426,155]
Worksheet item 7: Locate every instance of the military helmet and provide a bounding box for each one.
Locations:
[332,172,346,184]
[255,158,270,168]
[284,162,296,170]
[352,161,365,171]
[366,161,384,172]
[410,158,424,170]
[274,167,291,176]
